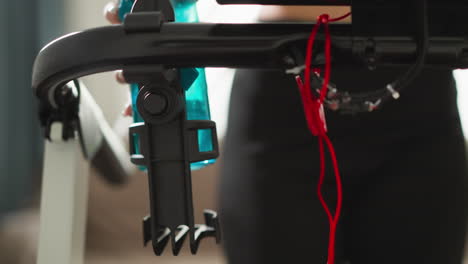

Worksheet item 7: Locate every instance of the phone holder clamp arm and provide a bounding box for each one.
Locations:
[125,64,220,255]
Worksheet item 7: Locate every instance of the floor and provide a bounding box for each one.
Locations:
[86,244,226,264]
[86,240,225,264]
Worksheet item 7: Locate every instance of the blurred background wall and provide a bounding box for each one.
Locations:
[0,1,65,263]
[0,0,66,221]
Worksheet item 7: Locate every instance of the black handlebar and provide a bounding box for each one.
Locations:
[32,21,468,109]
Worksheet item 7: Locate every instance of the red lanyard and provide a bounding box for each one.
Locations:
[295,12,351,264]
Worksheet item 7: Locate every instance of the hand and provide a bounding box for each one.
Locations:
[104,1,133,117]
[104,1,121,24]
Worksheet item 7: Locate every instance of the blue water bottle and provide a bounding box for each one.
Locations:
[119,0,216,170]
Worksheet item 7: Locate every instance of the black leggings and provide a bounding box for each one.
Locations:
[219,67,468,263]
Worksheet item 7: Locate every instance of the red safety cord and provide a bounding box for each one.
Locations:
[295,12,351,264]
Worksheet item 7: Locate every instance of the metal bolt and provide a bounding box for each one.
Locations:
[143,92,168,115]
[386,84,400,100]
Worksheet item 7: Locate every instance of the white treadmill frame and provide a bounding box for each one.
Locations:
[37,123,88,264]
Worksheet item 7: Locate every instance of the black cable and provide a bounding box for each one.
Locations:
[389,0,429,94]
[321,0,429,113]
[290,0,429,113]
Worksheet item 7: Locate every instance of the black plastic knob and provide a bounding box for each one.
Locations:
[143,92,168,115]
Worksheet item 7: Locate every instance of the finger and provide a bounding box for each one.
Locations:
[122,103,133,117]
[116,70,127,84]
[104,1,121,24]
